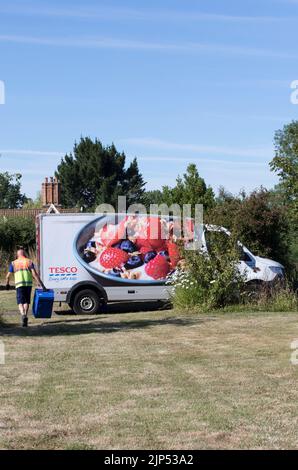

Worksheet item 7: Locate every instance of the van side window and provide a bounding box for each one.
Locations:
[239,249,252,263]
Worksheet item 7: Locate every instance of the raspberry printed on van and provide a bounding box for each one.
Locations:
[145,254,170,280]
[100,247,129,269]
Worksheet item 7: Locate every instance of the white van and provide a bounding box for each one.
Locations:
[203,224,284,284]
[37,213,284,314]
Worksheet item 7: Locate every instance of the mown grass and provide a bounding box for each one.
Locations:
[1,291,298,449]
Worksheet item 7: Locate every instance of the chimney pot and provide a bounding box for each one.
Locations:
[42,176,61,207]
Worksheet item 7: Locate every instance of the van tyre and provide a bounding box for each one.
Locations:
[72,289,105,315]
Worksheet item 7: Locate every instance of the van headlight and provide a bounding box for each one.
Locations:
[269,266,284,277]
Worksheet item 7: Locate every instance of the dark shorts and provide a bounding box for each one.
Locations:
[16,287,32,305]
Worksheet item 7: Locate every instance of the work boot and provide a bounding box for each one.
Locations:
[22,316,28,327]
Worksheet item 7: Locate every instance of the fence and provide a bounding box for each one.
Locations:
[0,208,80,220]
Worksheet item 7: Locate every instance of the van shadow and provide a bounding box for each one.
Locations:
[55,300,172,316]
[1,302,216,337]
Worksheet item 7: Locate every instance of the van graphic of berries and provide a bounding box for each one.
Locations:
[100,247,129,269]
[98,218,127,247]
[167,241,181,268]
[145,254,170,280]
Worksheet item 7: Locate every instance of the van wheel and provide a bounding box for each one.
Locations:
[72,289,104,315]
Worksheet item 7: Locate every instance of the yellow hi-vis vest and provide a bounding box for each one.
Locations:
[12,257,33,288]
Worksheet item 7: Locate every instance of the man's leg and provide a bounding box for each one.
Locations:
[18,303,24,316]
[16,289,27,327]
[18,303,27,327]
[23,303,29,326]
[22,288,32,327]
[23,303,29,327]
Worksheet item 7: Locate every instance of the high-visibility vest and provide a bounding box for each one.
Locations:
[12,257,33,288]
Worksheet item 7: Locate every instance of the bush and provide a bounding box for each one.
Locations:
[0,217,36,273]
[168,270,208,309]
[0,216,35,253]
[169,234,246,312]
[207,188,291,269]
[0,249,10,275]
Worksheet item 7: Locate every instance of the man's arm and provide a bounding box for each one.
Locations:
[6,263,14,289]
[31,268,46,290]
[5,271,11,289]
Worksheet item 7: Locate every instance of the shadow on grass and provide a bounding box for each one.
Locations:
[1,316,208,337]
[0,301,214,337]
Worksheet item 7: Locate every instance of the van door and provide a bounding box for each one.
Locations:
[238,247,258,281]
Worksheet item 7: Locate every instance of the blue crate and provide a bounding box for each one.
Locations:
[32,289,54,318]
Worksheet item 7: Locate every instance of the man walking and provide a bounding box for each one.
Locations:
[6,248,46,327]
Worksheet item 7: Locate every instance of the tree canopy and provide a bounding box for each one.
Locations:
[269,121,298,267]
[55,137,145,209]
[270,121,298,218]
[144,163,215,213]
[0,172,27,209]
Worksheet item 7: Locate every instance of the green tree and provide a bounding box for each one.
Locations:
[161,163,215,213]
[122,157,146,206]
[0,172,27,208]
[270,121,298,217]
[270,122,298,267]
[55,137,145,209]
[142,190,164,210]
[22,191,42,209]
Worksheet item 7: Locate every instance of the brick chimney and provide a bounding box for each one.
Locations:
[42,177,61,207]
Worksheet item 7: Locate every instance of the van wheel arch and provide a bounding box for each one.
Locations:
[67,282,107,314]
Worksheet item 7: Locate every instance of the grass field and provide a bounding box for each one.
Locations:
[1,291,298,450]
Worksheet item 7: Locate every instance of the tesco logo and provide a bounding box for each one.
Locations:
[49,266,78,274]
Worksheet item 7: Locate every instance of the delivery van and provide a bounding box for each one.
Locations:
[37,213,284,314]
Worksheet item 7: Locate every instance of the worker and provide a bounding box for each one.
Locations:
[5,247,46,327]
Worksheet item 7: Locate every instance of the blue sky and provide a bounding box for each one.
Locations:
[0,0,298,199]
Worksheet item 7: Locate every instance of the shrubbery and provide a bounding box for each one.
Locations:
[169,231,298,313]
[169,234,246,311]
[0,217,36,269]
[207,188,291,268]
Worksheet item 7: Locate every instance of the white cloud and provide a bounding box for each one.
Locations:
[0,147,269,166]
[121,138,272,159]
[0,4,288,23]
[138,156,266,166]
[0,149,63,157]
[0,34,296,59]
[8,169,50,176]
